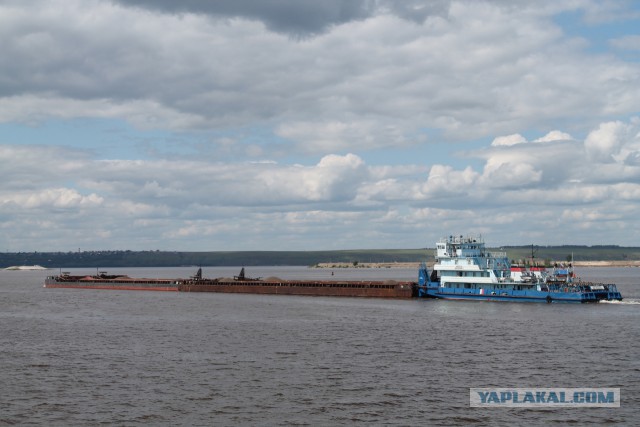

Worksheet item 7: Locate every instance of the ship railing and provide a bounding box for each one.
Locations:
[546,283,619,293]
[572,282,618,291]
[440,234,484,244]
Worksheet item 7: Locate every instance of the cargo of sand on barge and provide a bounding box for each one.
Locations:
[179,268,415,298]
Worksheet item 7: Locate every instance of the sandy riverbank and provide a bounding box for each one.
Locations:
[313,262,430,269]
[313,261,640,269]
[3,265,49,271]
[572,260,640,267]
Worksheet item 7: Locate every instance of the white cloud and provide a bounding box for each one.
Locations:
[584,120,633,162]
[480,159,542,189]
[276,120,414,153]
[491,134,527,146]
[610,35,640,51]
[2,117,638,249]
[1,188,103,209]
[251,153,368,202]
[420,164,479,197]
[1,1,640,250]
[1,0,639,155]
[533,130,573,143]
[0,95,206,130]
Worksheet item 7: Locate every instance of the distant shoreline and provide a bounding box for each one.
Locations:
[313,261,640,269]
[3,246,639,268]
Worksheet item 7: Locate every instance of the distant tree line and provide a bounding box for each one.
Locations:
[0,249,424,268]
[1,245,639,268]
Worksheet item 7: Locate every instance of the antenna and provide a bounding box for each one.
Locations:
[530,244,538,266]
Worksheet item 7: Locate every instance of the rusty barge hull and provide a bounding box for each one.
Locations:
[179,280,415,298]
[44,270,416,298]
[44,283,179,291]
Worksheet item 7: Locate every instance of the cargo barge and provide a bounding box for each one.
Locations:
[44,268,414,298]
[180,269,413,298]
[44,272,180,291]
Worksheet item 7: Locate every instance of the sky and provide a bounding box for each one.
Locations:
[1,0,640,252]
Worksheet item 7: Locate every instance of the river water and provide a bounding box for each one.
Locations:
[1,266,638,426]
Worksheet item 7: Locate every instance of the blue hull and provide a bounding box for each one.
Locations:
[419,287,622,303]
[417,263,622,304]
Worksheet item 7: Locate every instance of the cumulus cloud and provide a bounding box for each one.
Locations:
[480,159,542,189]
[2,188,103,209]
[1,1,640,250]
[1,0,639,156]
[2,118,640,249]
[3,148,370,209]
[421,165,479,197]
[584,120,638,163]
[0,147,375,249]
[110,0,451,36]
[413,119,640,208]
[111,0,372,35]
[533,130,573,143]
[490,131,573,147]
[491,134,527,146]
[276,120,414,153]
[250,153,368,203]
[610,35,640,51]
